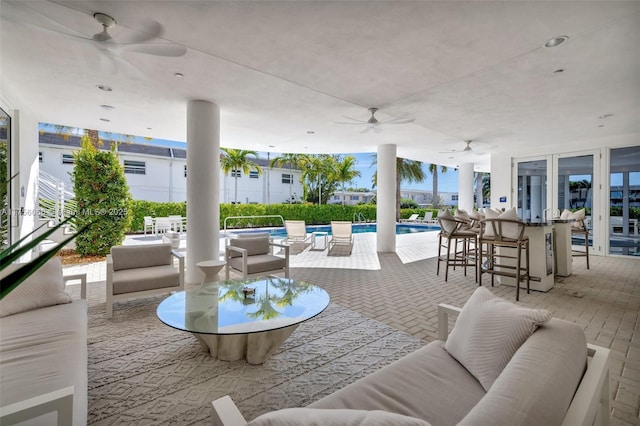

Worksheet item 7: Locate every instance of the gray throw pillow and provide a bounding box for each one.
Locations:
[444,287,551,391]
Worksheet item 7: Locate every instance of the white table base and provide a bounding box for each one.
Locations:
[193,325,298,364]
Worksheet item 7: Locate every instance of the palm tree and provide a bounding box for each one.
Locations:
[220,148,261,204]
[270,153,303,203]
[371,156,426,221]
[334,155,361,205]
[428,163,448,208]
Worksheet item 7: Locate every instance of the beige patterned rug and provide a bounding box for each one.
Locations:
[87,296,425,425]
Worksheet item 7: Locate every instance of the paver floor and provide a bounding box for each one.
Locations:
[65,231,640,425]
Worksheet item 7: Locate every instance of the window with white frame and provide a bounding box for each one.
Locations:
[61,154,74,165]
[282,174,292,184]
[124,160,146,175]
[184,165,187,178]
[452,195,458,201]
[231,169,241,178]
[39,152,43,163]
[249,171,259,179]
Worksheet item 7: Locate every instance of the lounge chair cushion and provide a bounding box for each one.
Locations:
[444,287,551,391]
[0,257,72,317]
[111,244,173,271]
[227,254,286,275]
[112,265,180,294]
[228,237,270,258]
[249,408,431,426]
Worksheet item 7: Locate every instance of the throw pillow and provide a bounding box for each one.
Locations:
[482,207,520,239]
[248,408,431,426]
[570,208,586,230]
[0,257,72,317]
[560,209,571,220]
[437,209,457,234]
[444,287,551,391]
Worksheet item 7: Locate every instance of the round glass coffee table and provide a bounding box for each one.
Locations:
[157,277,330,364]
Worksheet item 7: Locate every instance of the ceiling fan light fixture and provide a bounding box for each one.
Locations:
[544,36,569,48]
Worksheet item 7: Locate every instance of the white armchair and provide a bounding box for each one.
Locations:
[225,235,289,280]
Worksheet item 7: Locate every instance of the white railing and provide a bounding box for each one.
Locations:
[38,170,77,226]
[353,212,367,224]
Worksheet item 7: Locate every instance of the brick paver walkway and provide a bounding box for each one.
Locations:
[65,232,640,424]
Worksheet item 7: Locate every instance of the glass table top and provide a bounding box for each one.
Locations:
[157,277,330,335]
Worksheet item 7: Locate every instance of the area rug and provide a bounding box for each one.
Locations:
[87,297,425,425]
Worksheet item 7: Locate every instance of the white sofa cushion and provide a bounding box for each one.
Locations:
[249,408,431,425]
[309,340,486,425]
[444,287,551,391]
[0,257,71,317]
[0,300,88,425]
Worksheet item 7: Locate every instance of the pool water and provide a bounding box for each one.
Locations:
[234,223,440,239]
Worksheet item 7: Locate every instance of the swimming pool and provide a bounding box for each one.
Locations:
[233,223,440,238]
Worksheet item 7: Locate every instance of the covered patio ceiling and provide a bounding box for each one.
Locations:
[2,1,639,171]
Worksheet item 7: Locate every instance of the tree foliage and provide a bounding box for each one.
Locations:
[220,148,261,203]
[72,135,132,255]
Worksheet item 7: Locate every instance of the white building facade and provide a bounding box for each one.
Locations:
[38,133,303,204]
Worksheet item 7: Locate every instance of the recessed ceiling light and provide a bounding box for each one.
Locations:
[174,72,184,78]
[96,85,112,91]
[597,124,605,128]
[268,145,275,148]
[99,118,110,122]
[307,131,315,134]
[147,127,152,130]
[544,36,569,48]
[100,104,115,111]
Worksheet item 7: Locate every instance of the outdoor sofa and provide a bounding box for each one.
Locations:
[211,287,611,426]
[0,258,87,425]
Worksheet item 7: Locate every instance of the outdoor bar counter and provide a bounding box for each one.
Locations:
[500,219,574,292]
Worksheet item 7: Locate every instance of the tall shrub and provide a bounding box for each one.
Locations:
[72,136,132,255]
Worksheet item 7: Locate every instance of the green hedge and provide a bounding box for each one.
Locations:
[127,202,440,233]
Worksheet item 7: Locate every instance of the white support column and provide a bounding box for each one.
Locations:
[377,144,396,253]
[186,100,220,284]
[458,162,474,212]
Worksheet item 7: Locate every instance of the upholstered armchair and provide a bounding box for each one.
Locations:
[225,235,289,280]
[106,243,184,319]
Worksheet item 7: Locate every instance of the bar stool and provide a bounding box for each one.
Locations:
[437,212,478,282]
[571,219,590,269]
[479,218,530,301]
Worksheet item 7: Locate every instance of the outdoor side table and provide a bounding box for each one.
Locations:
[196,260,226,284]
[311,231,329,251]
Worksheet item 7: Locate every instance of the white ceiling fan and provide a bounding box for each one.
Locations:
[439,140,485,156]
[4,3,187,59]
[337,108,415,133]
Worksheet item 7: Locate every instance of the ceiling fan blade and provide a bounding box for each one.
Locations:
[126,43,187,57]
[336,121,368,125]
[383,118,415,124]
[340,115,367,123]
[117,20,164,44]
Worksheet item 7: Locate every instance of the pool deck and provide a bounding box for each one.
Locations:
[62,229,442,283]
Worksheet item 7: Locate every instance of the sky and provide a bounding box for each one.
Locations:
[40,123,460,192]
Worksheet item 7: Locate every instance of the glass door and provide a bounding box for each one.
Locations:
[515,158,549,223]
[609,146,640,256]
[554,153,597,254]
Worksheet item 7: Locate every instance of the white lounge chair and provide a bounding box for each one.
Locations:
[421,211,437,224]
[400,214,419,223]
[329,221,353,256]
[284,220,310,252]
